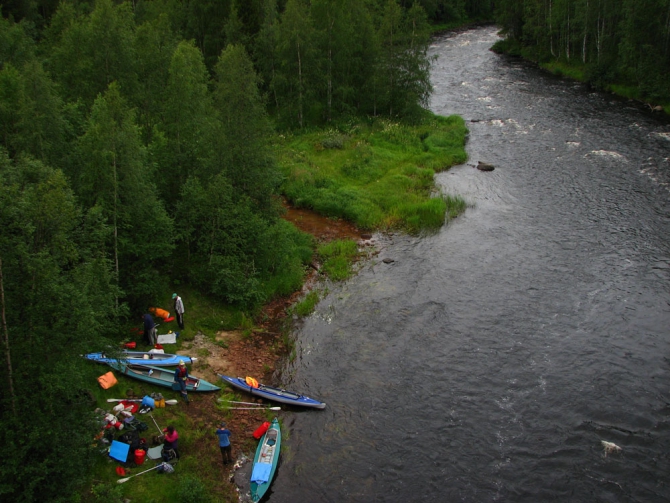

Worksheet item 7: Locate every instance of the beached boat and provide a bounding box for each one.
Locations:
[250,417,281,503]
[219,375,326,409]
[84,350,196,367]
[107,361,220,392]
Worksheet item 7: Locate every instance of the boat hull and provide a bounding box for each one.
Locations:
[107,361,220,392]
[219,375,326,409]
[85,351,195,367]
[250,417,281,503]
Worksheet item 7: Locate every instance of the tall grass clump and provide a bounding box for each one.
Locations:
[277,111,468,234]
[293,291,320,317]
[317,239,360,281]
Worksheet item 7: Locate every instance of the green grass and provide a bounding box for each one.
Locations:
[317,239,360,281]
[277,112,468,234]
[540,61,586,81]
[293,291,320,316]
[158,286,248,343]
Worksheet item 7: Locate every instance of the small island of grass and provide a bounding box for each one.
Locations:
[277,111,469,235]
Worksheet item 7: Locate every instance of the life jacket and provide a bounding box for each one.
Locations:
[149,307,170,320]
[177,367,188,380]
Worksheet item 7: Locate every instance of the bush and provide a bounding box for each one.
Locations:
[175,475,211,503]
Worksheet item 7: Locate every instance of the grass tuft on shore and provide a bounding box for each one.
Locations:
[277,112,468,234]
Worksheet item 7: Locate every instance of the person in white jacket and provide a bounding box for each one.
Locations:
[172,293,185,329]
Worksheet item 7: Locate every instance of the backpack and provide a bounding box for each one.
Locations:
[118,430,140,462]
[162,447,177,462]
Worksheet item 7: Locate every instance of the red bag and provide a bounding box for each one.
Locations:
[124,342,136,349]
[253,421,270,440]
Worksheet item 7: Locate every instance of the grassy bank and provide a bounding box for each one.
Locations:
[277,112,469,235]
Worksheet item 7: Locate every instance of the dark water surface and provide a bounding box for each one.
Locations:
[269,27,670,502]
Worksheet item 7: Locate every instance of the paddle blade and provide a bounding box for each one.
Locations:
[117,477,130,484]
[165,399,178,405]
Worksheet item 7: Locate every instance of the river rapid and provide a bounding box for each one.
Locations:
[269,26,670,502]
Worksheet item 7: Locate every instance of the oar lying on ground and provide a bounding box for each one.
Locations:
[217,399,270,406]
[107,398,178,405]
[117,463,165,484]
[223,406,281,411]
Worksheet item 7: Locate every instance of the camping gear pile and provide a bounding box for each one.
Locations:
[92,391,179,483]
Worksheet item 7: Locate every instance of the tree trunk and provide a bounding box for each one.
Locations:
[297,39,303,128]
[113,151,119,311]
[0,257,17,417]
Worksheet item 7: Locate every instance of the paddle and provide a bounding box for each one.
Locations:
[217,399,270,406]
[117,463,164,484]
[225,406,281,411]
[148,413,163,435]
[107,398,178,405]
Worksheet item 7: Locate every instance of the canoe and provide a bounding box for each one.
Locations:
[106,361,220,392]
[250,417,281,503]
[84,350,196,367]
[219,375,326,409]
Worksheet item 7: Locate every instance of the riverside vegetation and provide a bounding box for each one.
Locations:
[493,0,670,112]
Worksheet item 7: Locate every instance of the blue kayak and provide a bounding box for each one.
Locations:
[85,350,196,367]
[250,417,281,503]
[219,375,326,409]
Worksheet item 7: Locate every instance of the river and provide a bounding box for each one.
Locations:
[269,26,670,502]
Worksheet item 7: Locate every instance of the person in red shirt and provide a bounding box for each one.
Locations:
[163,425,180,459]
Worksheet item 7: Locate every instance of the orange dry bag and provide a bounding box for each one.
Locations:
[245,376,259,388]
[97,371,118,389]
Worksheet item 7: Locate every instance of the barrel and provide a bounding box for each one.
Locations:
[134,449,146,465]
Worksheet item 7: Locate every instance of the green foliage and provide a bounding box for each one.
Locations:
[294,290,320,316]
[0,151,118,502]
[176,475,212,503]
[75,82,174,309]
[279,113,468,233]
[213,43,280,212]
[45,0,138,107]
[317,239,360,280]
[494,0,670,108]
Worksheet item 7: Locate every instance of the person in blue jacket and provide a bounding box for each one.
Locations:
[142,313,156,345]
[216,422,233,465]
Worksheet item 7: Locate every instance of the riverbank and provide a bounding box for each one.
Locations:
[171,209,373,501]
[490,37,670,115]
[85,208,372,503]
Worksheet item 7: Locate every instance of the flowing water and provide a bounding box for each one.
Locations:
[269,26,670,502]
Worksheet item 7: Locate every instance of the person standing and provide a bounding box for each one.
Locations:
[174,360,189,404]
[142,313,156,346]
[162,425,180,459]
[216,422,233,465]
[173,293,185,329]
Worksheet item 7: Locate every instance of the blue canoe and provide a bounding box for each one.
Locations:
[219,375,326,409]
[250,417,281,503]
[107,361,220,392]
[84,350,196,367]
